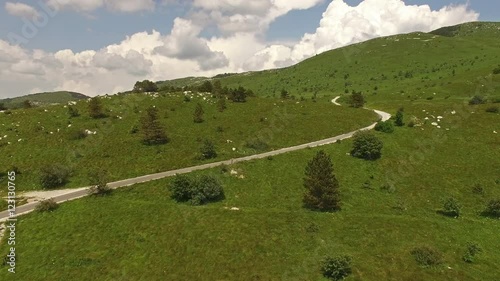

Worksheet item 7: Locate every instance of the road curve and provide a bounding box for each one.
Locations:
[0,101,390,222]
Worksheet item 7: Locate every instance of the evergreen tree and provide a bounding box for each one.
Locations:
[349,91,365,108]
[88,97,106,119]
[23,100,32,109]
[217,98,227,112]
[194,103,204,123]
[140,106,168,145]
[68,106,80,118]
[200,140,217,160]
[213,80,222,97]
[303,150,341,211]
[395,108,405,126]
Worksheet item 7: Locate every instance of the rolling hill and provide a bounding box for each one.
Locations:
[0,91,89,109]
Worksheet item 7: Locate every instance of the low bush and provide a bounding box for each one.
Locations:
[169,174,225,205]
[88,171,112,196]
[320,255,352,281]
[483,199,500,218]
[463,242,482,263]
[35,199,58,212]
[469,95,486,105]
[442,197,461,217]
[40,164,70,189]
[410,246,443,267]
[351,131,383,160]
[374,120,394,133]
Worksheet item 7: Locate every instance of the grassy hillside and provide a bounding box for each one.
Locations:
[0,21,499,280]
[0,91,89,109]
[1,101,498,281]
[160,22,500,108]
[0,93,377,192]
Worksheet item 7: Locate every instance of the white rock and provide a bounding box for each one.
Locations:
[494,131,498,134]
[437,116,443,119]
[230,169,238,175]
[49,132,53,134]
[451,110,456,115]
[437,126,441,129]
[230,207,240,211]
[68,124,72,127]
[431,122,438,126]
[232,147,236,151]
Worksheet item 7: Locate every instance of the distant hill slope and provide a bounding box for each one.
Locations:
[0,91,89,109]
[156,21,500,104]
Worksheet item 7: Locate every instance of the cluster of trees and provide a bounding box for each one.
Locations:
[197,80,254,102]
[133,80,158,93]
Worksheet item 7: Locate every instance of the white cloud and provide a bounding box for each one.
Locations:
[154,18,229,70]
[5,2,40,20]
[104,0,156,13]
[11,60,45,75]
[254,0,480,69]
[45,0,156,13]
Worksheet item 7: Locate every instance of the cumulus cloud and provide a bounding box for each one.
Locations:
[192,0,324,34]
[5,2,40,20]
[45,0,156,13]
[154,18,229,70]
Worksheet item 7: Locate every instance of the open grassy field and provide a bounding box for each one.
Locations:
[0,93,377,193]
[1,101,497,281]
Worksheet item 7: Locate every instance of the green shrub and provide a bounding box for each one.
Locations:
[469,95,486,105]
[485,106,499,113]
[40,164,70,189]
[493,67,500,75]
[88,171,112,196]
[410,246,443,267]
[351,131,383,160]
[374,120,394,133]
[442,197,461,217]
[320,255,352,281]
[67,106,80,118]
[200,140,217,160]
[483,199,500,218]
[463,242,482,263]
[35,199,58,212]
[169,174,225,206]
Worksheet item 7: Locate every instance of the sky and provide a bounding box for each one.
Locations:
[0,0,497,98]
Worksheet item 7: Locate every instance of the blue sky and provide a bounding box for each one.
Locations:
[1,0,496,52]
[0,0,497,97]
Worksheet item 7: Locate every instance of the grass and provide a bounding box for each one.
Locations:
[0,93,377,192]
[1,101,498,280]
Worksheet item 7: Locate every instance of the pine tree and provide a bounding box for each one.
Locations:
[303,150,341,211]
[216,98,227,112]
[194,103,204,123]
[395,108,405,126]
[140,106,168,145]
[88,97,106,119]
